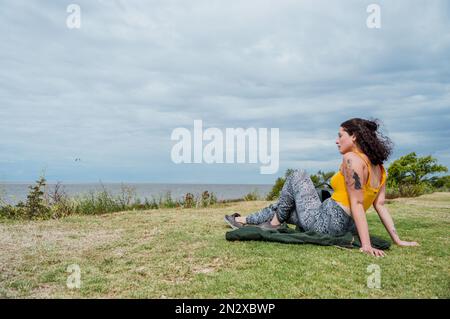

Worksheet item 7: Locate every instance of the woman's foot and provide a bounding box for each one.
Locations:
[224,213,245,229]
[235,216,247,224]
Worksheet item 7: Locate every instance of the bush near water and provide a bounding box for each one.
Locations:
[0,180,219,220]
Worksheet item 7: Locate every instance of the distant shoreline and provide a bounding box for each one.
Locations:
[0,181,274,186]
[0,182,273,205]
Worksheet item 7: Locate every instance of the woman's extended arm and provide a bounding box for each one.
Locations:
[342,153,385,257]
[373,184,420,247]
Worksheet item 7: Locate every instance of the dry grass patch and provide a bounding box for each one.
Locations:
[0,193,448,298]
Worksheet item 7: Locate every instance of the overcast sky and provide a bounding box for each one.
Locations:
[1,0,449,184]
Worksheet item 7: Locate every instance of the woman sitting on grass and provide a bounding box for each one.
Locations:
[224,118,419,257]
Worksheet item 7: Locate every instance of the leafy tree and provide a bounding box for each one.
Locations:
[428,175,450,189]
[387,152,448,186]
[16,175,51,219]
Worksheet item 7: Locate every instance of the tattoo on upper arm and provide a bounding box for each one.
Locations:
[353,172,362,189]
[344,159,353,183]
[344,158,362,190]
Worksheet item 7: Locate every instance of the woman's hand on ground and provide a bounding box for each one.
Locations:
[395,240,420,247]
[360,245,386,257]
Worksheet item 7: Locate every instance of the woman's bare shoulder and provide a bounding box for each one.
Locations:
[342,152,365,167]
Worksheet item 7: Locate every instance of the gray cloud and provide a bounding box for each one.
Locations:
[0,0,449,183]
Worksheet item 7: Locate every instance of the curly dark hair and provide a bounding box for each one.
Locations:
[341,118,394,165]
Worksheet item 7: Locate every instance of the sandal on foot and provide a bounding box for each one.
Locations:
[224,213,244,229]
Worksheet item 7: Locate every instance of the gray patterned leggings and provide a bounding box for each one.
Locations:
[246,169,356,236]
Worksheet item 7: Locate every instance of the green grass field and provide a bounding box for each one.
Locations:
[1,192,449,298]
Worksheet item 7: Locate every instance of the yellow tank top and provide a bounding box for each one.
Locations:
[330,151,386,211]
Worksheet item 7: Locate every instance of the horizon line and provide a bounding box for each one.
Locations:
[0,180,275,186]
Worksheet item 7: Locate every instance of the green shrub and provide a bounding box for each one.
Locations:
[387,152,448,186]
[46,182,74,218]
[116,184,137,209]
[386,153,448,198]
[14,176,51,220]
[183,193,195,208]
[49,198,75,219]
[0,204,23,220]
[200,191,212,207]
[243,190,259,201]
[209,192,218,205]
[386,179,435,199]
[428,175,450,189]
[140,197,159,210]
[266,177,285,201]
[158,191,177,208]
